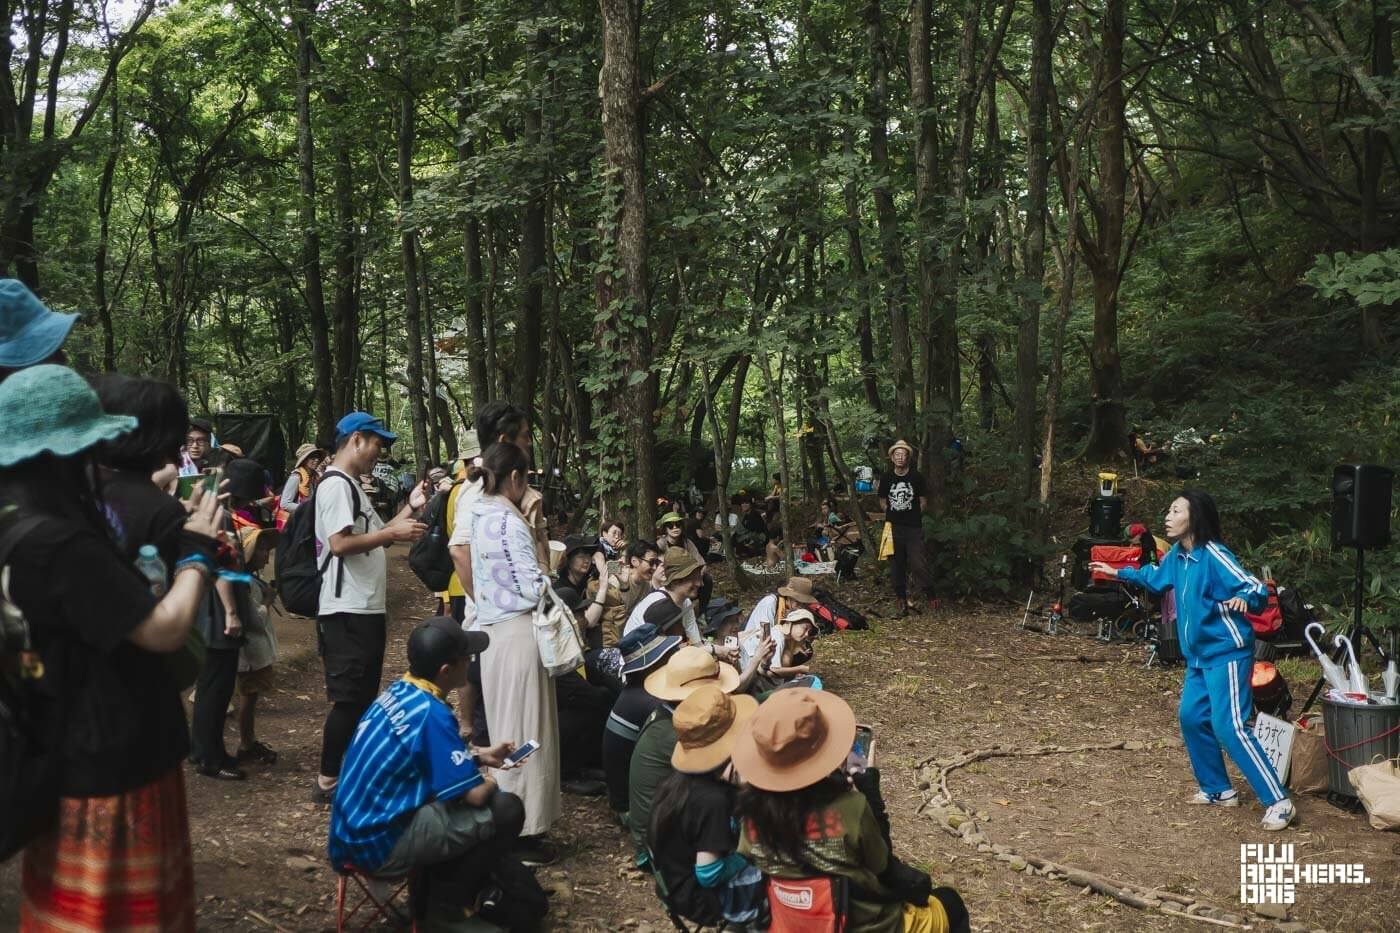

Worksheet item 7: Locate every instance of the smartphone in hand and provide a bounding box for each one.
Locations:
[504,739,540,767]
[847,724,875,773]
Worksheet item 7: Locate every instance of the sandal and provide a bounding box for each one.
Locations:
[237,741,278,765]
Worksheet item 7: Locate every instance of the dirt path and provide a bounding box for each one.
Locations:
[3,549,1398,931]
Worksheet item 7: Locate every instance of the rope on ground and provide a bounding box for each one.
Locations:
[913,740,1318,932]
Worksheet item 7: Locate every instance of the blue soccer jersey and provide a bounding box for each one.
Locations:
[329,677,484,870]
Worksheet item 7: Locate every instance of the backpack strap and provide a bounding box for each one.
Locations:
[315,471,369,600]
[0,515,48,571]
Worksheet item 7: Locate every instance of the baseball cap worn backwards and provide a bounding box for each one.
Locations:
[407,617,489,678]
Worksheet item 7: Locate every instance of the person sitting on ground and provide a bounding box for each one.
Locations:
[552,584,618,798]
[555,534,616,646]
[280,444,325,516]
[649,685,766,929]
[602,626,684,818]
[618,539,662,619]
[767,473,783,503]
[742,575,818,637]
[599,520,626,560]
[733,496,768,556]
[656,510,713,608]
[702,599,743,647]
[624,548,721,655]
[733,689,970,933]
[764,525,785,569]
[684,505,713,560]
[627,646,759,864]
[234,526,281,766]
[329,619,535,919]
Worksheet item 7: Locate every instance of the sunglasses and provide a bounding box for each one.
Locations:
[643,557,662,567]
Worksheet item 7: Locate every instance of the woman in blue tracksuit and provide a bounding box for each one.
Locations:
[1091,490,1295,831]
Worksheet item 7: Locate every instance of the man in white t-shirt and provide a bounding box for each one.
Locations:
[314,412,428,803]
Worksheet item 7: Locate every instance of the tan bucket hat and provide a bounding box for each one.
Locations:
[671,684,758,774]
[662,546,703,583]
[293,443,325,468]
[776,576,815,603]
[730,687,856,792]
[644,645,740,702]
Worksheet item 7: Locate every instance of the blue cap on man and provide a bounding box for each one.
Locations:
[0,279,79,368]
[335,411,398,446]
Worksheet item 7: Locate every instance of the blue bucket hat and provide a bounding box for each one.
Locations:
[0,280,79,368]
[335,411,397,446]
[620,624,684,677]
[0,365,137,467]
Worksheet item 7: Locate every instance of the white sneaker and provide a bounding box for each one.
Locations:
[1190,789,1240,807]
[1261,798,1296,831]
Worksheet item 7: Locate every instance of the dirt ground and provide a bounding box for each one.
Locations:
[3,545,1399,931]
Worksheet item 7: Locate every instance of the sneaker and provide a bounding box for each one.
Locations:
[310,782,336,805]
[515,835,558,867]
[1261,798,1296,831]
[1189,789,1240,806]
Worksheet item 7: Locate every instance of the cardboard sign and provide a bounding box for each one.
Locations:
[1253,712,1296,785]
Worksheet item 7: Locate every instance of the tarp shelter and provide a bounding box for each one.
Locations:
[214,413,287,474]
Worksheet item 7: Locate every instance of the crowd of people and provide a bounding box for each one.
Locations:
[3,276,1294,933]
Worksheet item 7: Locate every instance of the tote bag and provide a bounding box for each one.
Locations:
[534,584,585,677]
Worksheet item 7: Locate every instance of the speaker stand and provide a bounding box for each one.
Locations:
[1300,546,1393,716]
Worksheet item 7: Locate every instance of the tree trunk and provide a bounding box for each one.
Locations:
[1016,0,1052,521]
[1359,3,1390,352]
[700,357,751,585]
[756,352,795,576]
[294,0,335,442]
[513,21,551,414]
[1081,0,1129,462]
[863,0,916,442]
[598,0,654,536]
[94,91,119,372]
[396,4,431,471]
[842,104,883,415]
[421,251,442,461]
[329,99,360,423]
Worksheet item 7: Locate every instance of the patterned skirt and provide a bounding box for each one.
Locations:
[20,767,195,932]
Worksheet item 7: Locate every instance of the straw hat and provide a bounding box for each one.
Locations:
[776,576,816,603]
[730,687,856,792]
[0,365,136,468]
[671,684,758,774]
[662,546,702,582]
[293,443,325,469]
[887,439,914,460]
[644,645,740,701]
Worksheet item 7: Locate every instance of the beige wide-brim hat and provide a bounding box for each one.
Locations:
[671,684,759,774]
[644,645,740,702]
[294,443,325,468]
[731,687,857,792]
[888,439,915,460]
[777,575,815,603]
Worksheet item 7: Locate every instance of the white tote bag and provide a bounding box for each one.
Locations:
[533,583,585,677]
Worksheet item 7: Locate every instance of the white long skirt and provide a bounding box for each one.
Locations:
[480,609,561,837]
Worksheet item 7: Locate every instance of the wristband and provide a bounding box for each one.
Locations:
[179,530,221,564]
[174,555,214,583]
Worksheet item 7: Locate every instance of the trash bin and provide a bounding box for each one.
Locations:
[1321,696,1400,796]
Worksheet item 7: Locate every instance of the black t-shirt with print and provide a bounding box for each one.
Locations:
[7,517,189,797]
[878,469,926,527]
[651,774,739,926]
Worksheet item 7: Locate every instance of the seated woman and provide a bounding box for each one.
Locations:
[553,585,620,796]
[602,625,684,816]
[648,685,765,929]
[741,607,818,694]
[733,689,970,933]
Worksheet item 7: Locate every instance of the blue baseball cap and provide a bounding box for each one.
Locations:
[0,279,79,368]
[335,411,397,446]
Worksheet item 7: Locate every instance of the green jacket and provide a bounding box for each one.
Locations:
[627,705,676,858]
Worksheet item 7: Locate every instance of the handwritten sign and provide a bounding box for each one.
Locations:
[1253,712,1296,785]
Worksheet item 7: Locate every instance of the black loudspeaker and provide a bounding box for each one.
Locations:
[1086,495,1124,539]
[1331,464,1393,549]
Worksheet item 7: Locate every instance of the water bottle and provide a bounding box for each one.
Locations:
[135,544,168,598]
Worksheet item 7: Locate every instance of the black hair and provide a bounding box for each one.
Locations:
[475,400,529,452]
[1178,488,1223,547]
[479,442,530,496]
[0,452,112,541]
[625,539,657,563]
[602,519,625,535]
[90,374,189,473]
[188,417,213,436]
[649,769,725,854]
[736,775,849,868]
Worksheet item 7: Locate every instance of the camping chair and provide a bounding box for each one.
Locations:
[766,875,850,933]
[644,848,719,933]
[335,864,417,932]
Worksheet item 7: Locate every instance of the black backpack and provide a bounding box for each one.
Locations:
[0,510,63,861]
[275,471,362,618]
[812,588,870,633]
[408,482,459,593]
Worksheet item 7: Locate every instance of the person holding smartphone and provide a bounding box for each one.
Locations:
[331,618,538,925]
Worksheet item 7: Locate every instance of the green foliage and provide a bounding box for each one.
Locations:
[1306,249,1400,309]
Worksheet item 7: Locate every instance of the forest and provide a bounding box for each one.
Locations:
[4,0,1399,622]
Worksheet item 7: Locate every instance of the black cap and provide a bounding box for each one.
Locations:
[643,596,683,634]
[554,585,591,611]
[223,457,266,500]
[189,417,213,435]
[561,534,599,560]
[407,617,490,677]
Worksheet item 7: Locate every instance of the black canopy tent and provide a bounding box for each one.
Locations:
[212,413,288,474]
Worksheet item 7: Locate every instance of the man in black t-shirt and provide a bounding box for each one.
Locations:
[877,439,935,617]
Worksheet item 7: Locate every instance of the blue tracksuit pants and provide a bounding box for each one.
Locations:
[1180,658,1287,806]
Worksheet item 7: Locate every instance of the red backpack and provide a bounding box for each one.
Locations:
[1243,580,1283,639]
[767,876,849,933]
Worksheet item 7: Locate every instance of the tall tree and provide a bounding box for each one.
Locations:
[396,0,431,467]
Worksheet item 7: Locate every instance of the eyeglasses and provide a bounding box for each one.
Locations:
[645,558,662,567]
[185,435,209,446]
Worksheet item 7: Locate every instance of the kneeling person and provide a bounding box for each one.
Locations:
[329,618,526,903]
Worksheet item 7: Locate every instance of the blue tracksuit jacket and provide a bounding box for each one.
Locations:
[1117,541,1268,669]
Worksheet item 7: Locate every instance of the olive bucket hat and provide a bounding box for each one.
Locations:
[0,364,137,468]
